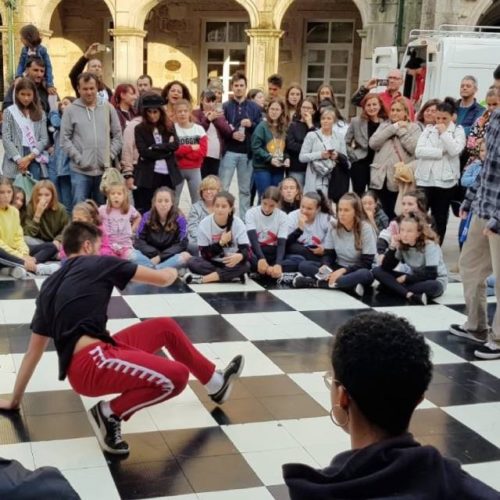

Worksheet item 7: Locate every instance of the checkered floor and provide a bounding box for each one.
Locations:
[0,275,499,499]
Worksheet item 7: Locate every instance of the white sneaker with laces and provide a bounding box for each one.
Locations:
[36,263,61,276]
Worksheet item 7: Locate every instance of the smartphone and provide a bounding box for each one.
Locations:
[377,79,389,86]
[306,244,318,249]
[315,266,333,281]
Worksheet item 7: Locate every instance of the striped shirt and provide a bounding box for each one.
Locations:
[462,109,500,233]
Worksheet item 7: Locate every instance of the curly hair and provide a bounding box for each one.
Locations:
[398,212,438,251]
[331,311,433,436]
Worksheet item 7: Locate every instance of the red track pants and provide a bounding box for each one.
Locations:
[67,317,216,420]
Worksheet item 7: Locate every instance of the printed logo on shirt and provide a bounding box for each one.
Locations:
[178,136,202,145]
[257,230,278,246]
[298,235,322,246]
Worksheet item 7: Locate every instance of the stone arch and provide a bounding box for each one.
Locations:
[465,0,495,26]
[37,0,116,31]
[132,0,259,30]
[273,0,369,29]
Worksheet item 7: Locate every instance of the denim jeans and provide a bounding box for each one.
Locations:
[253,169,284,198]
[132,250,186,269]
[70,170,105,206]
[219,151,253,219]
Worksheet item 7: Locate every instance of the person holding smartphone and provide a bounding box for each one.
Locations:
[193,89,232,178]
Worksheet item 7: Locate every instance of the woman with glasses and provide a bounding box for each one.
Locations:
[285,97,317,187]
[283,311,497,499]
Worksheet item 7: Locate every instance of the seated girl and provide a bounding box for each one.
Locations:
[133,187,191,269]
[99,182,141,259]
[245,186,292,280]
[11,186,27,225]
[373,212,448,305]
[279,177,302,214]
[361,190,389,235]
[376,190,433,260]
[23,180,68,262]
[0,177,59,278]
[59,200,113,259]
[185,191,251,284]
[187,175,221,255]
[292,193,375,296]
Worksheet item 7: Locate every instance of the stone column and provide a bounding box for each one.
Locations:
[246,28,284,89]
[109,27,147,85]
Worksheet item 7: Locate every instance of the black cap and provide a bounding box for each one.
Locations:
[141,94,166,109]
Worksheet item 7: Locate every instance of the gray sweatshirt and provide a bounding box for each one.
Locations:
[60,99,122,176]
[187,201,211,244]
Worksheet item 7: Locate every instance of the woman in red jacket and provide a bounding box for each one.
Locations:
[192,89,233,178]
[174,99,208,203]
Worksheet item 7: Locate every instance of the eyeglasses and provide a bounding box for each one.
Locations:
[323,371,340,390]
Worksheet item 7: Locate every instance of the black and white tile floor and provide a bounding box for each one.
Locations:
[0,276,499,499]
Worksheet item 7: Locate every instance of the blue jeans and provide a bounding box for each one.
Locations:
[219,151,253,219]
[57,176,73,214]
[132,250,186,269]
[70,170,104,206]
[253,169,284,199]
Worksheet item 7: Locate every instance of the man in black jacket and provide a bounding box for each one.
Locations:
[69,42,113,103]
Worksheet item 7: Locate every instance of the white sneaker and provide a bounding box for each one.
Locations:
[36,263,60,276]
[9,267,28,279]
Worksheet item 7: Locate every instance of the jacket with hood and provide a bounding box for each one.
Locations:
[415,122,466,189]
[60,99,122,177]
[187,200,211,244]
[283,433,499,500]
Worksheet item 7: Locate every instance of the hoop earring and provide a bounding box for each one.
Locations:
[329,405,349,427]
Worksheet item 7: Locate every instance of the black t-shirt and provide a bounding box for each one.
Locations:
[31,256,137,380]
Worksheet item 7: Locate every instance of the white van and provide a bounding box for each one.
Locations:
[372,25,500,103]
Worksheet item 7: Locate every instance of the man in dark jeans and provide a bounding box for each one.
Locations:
[219,71,262,218]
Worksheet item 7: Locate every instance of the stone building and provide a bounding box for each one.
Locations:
[0,0,499,116]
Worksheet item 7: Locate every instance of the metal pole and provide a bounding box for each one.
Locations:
[5,0,17,81]
[396,0,405,47]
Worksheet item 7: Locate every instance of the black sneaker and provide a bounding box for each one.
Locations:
[408,293,427,306]
[240,273,247,285]
[277,272,301,286]
[474,340,500,360]
[184,272,203,284]
[209,355,245,405]
[292,276,316,288]
[88,402,129,455]
[449,324,488,344]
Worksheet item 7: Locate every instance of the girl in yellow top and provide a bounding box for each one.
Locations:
[0,177,59,278]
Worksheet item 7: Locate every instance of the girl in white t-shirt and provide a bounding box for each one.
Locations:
[246,186,290,279]
[174,99,208,203]
[185,191,251,284]
[279,190,333,285]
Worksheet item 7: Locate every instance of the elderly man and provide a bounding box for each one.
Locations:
[351,69,415,120]
[69,42,113,103]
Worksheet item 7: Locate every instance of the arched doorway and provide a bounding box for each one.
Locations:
[478,0,500,26]
[143,0,251,100]
[46,0,114,97]
[278,0,364,118]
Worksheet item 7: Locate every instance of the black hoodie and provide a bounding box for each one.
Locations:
[283,434,499,499]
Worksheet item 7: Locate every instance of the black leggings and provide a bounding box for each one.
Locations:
[373,267,444,298]
[250,246,302,273]
[350,159,371,197]
[422,186,454,245]
[134,173,175,213]
[29,243,58,263]
[201,157,220,178]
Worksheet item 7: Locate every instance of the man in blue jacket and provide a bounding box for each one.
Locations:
[220,71,262,218]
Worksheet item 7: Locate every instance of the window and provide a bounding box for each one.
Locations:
[304,21,354,117]
[203,21,249,100]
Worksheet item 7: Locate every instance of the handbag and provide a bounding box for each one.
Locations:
[311,131,335,177]
[13,172,37,202]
